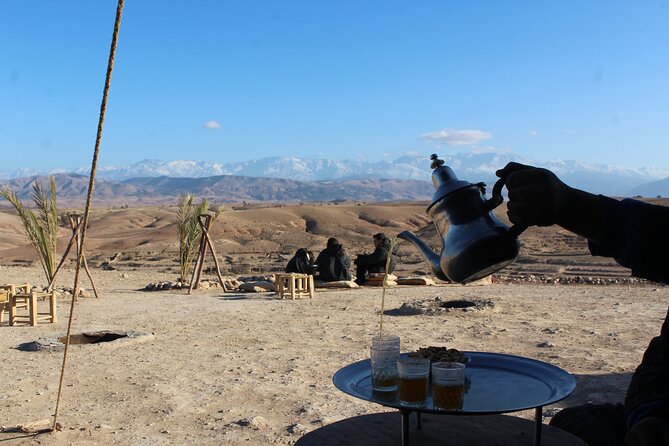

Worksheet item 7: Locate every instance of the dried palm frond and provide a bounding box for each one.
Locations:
[177,195,216,283]
[0,177,60,285]
[177,193,195,283]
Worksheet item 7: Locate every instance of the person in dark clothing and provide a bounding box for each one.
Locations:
[315,238,352,282]
[354,233,397,285]
[497,162,669,446]
[285,248,317,275]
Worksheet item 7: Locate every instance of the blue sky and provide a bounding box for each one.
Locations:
[1,1,668,172]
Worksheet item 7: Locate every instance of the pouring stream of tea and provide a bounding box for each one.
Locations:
[379,237,398,338]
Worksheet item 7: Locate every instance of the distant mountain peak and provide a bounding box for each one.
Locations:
[1,153,668,197]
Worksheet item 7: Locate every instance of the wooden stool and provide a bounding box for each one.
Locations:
[0,290,9,325]
[1,284,30,325]
[9,290,57,326]
[274,273,315,299]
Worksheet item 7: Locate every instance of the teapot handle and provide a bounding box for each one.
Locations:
[485,176,528,238]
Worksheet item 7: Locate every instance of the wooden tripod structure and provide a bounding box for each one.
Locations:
[48,213,100,299]
[188,213,232,294]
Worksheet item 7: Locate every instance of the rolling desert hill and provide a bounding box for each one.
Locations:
[3,198,665,286]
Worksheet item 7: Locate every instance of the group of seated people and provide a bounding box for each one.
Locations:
[285,232,397,285]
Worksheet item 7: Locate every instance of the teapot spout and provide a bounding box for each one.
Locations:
[397,230,450,282]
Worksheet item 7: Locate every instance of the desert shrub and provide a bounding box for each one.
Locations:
[177,194,220,282]
[1,177,60,285]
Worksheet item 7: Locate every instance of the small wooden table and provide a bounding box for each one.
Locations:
[333,352,577,446]
[274,273,314,299]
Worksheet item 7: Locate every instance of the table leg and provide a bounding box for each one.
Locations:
[29,293,37,326]
[9,296,16,326]
[534,406,543,446]
[50,292,57,323]
[400,409,411,446]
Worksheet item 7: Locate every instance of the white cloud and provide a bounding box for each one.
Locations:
[421,128,491,146]
[529,130,539,136]
[202,120,221,129]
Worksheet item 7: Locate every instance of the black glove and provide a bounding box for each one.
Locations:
[495,162,570,228]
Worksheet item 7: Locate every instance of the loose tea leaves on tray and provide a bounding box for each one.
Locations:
[408,346,469,364]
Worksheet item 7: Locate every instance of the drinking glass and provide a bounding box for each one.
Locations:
[371,334,400,349]
[397,357,430,407]
[370,344,400,391]
[431,361,465,410]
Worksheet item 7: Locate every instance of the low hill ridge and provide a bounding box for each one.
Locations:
[0,173,434,207]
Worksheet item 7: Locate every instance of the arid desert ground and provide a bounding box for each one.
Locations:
[1,201,668,445]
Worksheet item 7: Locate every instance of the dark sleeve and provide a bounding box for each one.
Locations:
[286,257,297,273]
[356,247,387,266]
[339,251,352,269]
[587,196,669,284]
[625,308,669,420]
[315,250,326,268]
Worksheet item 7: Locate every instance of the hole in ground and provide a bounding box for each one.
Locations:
[58,331,129,345]
[440,300,477,309]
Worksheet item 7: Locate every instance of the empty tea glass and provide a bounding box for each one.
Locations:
[372,334,400,349]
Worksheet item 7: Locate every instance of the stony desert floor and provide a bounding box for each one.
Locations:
[1,202,668,445]
[1,265,668,445]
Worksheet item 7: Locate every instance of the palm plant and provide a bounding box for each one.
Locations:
[0,177,60,285]
[177,194,218,283]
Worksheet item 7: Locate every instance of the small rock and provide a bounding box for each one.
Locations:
[537,341,554,348]
[236,416,269,430]
[287,423,307,435]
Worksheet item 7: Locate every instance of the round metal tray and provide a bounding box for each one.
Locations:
[333,352,576,415]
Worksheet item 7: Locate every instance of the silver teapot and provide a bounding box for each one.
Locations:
[398,154,526,284]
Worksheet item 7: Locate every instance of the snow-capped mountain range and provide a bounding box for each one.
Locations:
[2,153,669,197]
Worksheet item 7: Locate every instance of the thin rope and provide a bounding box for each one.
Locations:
[52,0,125,431]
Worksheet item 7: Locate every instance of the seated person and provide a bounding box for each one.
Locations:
[497,162,669,446]
[285,248,317,275]
[315,238,352,282]
[354,233,397,285]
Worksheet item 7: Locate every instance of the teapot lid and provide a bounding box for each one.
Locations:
[427,154,472,210]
